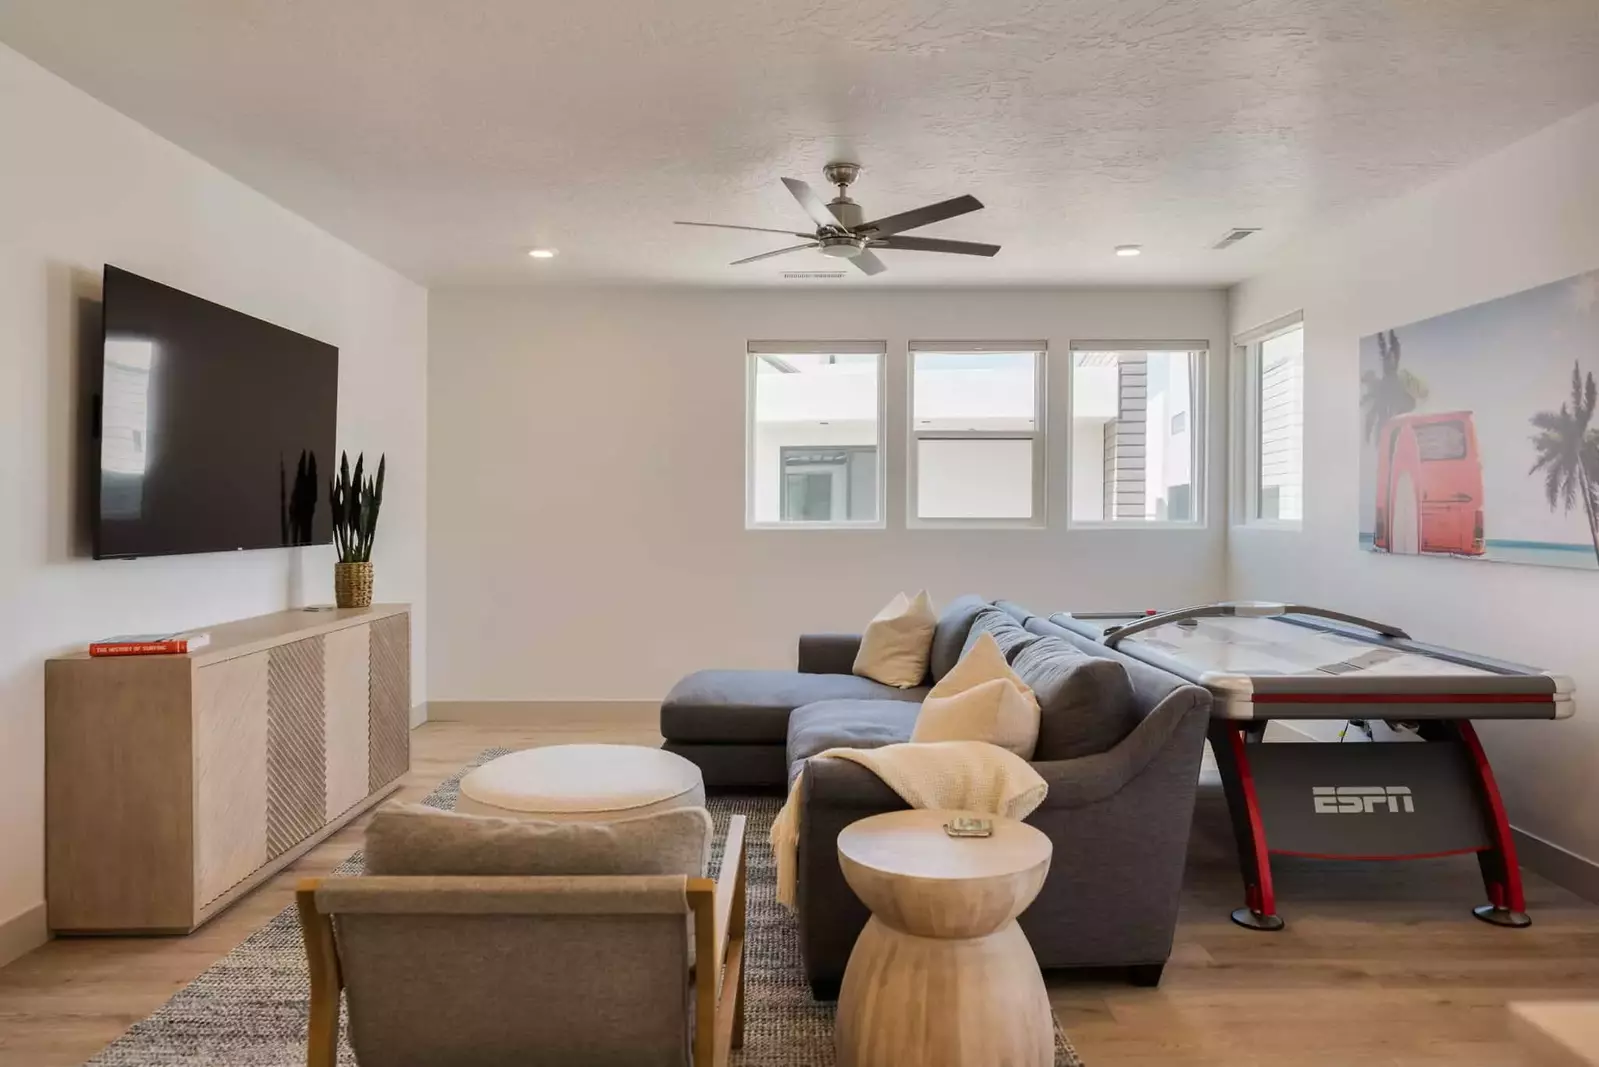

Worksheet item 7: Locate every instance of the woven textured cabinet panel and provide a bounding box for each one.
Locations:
[267,635,328,858]
[368,613,411,792]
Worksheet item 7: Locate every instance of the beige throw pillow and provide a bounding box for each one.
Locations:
[911,630,1041,758]
[853,590,938,688]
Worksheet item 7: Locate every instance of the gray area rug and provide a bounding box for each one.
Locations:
[87,748,1085,1066]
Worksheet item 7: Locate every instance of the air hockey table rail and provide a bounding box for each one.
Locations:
[1053,601,1573,931]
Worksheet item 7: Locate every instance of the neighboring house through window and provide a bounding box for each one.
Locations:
[1069,346,1206,524]
[1238,317,1305,524]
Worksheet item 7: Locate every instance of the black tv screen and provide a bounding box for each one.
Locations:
[95,266,339,559]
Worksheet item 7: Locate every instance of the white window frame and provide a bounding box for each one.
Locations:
[905,341,1048,529]
[745,340,887,530]
[1233,314,1305,530]
[1065,341,1210,530]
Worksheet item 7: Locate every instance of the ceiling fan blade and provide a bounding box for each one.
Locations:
[850,249,887,276]
[872,235,1000,257]
[859,194,983,237]
[781,177,844,230]
[676,221,815,238]
[730,243,819,266]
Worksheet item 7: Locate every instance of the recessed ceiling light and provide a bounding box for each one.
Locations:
[528,248,558,259]
[1114,245,1142,257]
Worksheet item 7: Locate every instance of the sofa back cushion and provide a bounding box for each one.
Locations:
[962,607,1042,663]
[927,594,991,681]
[1010,637,1139,761]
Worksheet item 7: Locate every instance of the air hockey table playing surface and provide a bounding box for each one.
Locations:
[1052,603,1573,931]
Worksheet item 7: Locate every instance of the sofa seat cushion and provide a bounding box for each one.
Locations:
[661,670,926,744]
[786,699,921,779]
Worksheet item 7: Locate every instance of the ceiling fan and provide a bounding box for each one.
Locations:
[675,162,999,276]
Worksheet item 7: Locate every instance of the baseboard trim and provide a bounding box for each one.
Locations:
[424,700,659,726]
[0,902,49,969]
[1514,827,1599,904]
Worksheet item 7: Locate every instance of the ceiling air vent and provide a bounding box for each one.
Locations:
[1212,228,1261,250]
[782,270,848,280]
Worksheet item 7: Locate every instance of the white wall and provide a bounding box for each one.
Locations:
[0,42,429,958]
[428,286,1227,701]
[1229,101,1599,872]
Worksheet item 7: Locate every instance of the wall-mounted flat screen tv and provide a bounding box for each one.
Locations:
[95,265,339,559]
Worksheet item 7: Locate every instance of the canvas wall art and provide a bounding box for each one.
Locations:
[1360,267,1599,570]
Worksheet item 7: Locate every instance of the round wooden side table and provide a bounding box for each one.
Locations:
[834,809,1054,1067]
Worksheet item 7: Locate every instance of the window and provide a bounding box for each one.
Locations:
[1068,346,1206,524]
[1240,319,1304,523]
[1414,420,1466,462]
[908,344,1045,523]
[747,343,884,527]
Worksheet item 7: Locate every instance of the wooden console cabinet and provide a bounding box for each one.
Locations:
[45,605,411,933]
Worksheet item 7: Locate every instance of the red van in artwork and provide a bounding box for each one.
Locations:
[1374,411,1485,556]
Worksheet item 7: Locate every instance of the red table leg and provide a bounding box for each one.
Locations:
[1208,721,1284,931]
[1456,721,1531,927]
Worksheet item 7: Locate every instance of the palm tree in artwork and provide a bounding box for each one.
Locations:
[1361,330,1429,443]
[1529,362,1599,565]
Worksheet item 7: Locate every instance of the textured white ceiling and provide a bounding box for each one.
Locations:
[3,0,1598,286]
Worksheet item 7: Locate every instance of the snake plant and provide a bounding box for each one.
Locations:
[329,450,385,563]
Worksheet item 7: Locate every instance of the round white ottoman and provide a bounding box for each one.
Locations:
[455,744,706,822]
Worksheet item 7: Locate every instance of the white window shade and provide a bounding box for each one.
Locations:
[909,345,1045,524]
[916,439,1034,519]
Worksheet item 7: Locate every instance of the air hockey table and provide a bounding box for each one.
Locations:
[1052,602,1573,931]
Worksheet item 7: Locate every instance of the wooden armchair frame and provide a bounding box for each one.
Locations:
[296,813,748,1067]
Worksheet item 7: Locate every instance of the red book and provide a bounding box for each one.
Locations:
[89,632,211,657]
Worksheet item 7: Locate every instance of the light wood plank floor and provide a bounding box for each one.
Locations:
[1,716,1596,1067]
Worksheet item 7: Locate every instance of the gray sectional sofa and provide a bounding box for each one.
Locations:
[659,597,1211,994]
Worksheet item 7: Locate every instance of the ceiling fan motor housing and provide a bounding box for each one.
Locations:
[818,233,866,258]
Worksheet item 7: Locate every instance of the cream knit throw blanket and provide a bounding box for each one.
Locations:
[770,740,1049,909]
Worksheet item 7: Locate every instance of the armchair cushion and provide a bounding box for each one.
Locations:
[365,803,713,878]
[1012,637,1139,761]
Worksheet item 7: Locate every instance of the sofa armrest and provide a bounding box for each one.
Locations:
[1032,684,1210,810]
[801,753,906,809]
[797,633,863,676]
